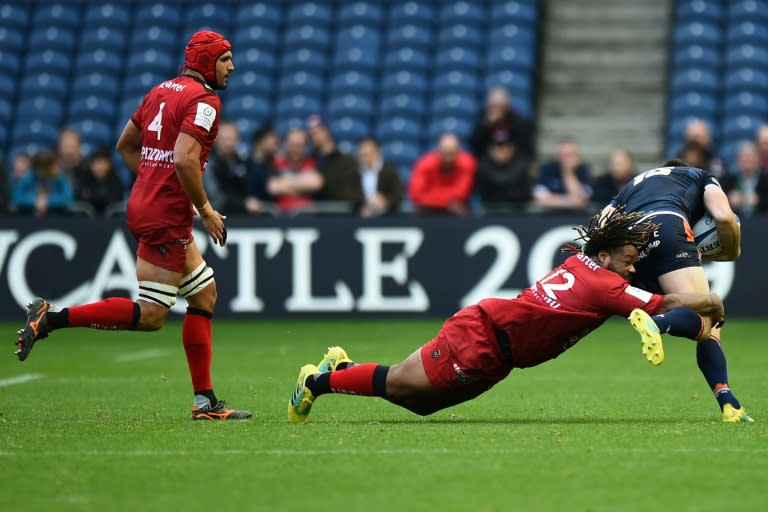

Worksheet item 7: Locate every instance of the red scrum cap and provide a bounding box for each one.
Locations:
[185,30,231,84]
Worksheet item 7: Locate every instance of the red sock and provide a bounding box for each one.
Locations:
[328,363,389,396]
[66,298,139,329]
[182,308,213,393]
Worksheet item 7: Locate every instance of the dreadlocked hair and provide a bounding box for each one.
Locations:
[563,206,660,257]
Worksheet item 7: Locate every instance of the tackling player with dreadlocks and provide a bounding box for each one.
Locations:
[288,208,726,422]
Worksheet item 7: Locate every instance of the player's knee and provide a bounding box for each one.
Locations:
[186,279,217,311]
[137,302,169,331]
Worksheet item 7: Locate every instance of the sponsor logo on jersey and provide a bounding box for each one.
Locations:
[575,253,600,271]
[675,251,691,259]
[637,239,660,260]
[194,101,216,131]
[625,285,652,304]
[159,81,187,92]
[140,146,174,163]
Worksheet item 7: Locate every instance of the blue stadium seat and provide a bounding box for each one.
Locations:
[387,24,432,50]
[719,141,744,169]
[28,27,76,53]
[338,1,384,28]
[487,46,535,71]
[490,1,538,26]
[509,95,533,120]
[275,116,307,137]
[0,49,21,75]
[72,71,118,99]
[12,120,60,150]
[328,117,370,144]
[328,94,374,119]
[121,71,166,98]
[68,96,116,124]
[726,21,768,47]
[0,27,24,53]
[282,49,328,73]
[223,95,271,124]
[284,25,331,50]
[76,49,123,75]
[489,24,537,51]
[723,115,765,142]
[278,71,325,96]
[427,116,473,142]
[485,70,533,94]
[724,92,768,117]
[726,45,768,69]
[729,0,768,22]
[135,3,181,30]
[234,3,282,27]
[70,119,113,151]
[436,47,482,72]
[0,122,7,149]
[672,45,722,71]
[381,70,428,95]
[81,27,127,53]
[384,48,429,71]
[0,97,12,122]
[431,94,479,118]
[672,21,722,47]
[380,140,421,176]
[670,68,721,94]
[130,27,178,52]
[126,50,176,75]
[669,92,719,117]
[676,0,723,22]
[185,3,232,35]
[0,5,29,29]
[725,68,768,93]
[379,94,426,118]
[389,2,434,26]
[238,48,277,72]
[226,70,273,97]
[17,97,64,124]
[433,70,480,96]
[232,118,262,143]
[337,25,381,52]
[84,3,131,30]
[276,95,322,119]
[666,115,718,141]
[330,71,375,96]
[438,24,484,50]
[376,117,422,142]
[440,1,485,26]
[25,50,72,76]
[0,75,14,98]
[334,47,378,71]
[33,4,79,31]
[20,73,68,99]
[287,2,332,26]
[233,25,279,51]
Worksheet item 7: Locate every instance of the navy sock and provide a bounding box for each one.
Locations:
[306,372,331,396]
[652,308,703,340]
[696,337,740,410]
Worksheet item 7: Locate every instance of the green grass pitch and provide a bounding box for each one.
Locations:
[0,318,766,512]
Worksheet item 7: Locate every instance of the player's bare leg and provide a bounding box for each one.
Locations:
[658,267,753,422]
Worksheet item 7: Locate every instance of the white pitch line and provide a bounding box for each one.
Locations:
[114,349,167,362]
[0,373,43,387]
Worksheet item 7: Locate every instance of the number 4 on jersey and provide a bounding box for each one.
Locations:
[148,102,165,140]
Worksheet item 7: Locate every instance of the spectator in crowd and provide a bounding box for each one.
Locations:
[356,137,402,217]
[474,129,531,210]
[409,133,476,216]
[592,148,636,204]
[205,120,249,213]
[74,148,125,215]
[532,138,592,212]
[11,149,74,216]
[267,127,323,212]
[469,86,534,161]
[57,128,88,186]
[307,115,363,211]
[679,140,709,170]
[1,153,31,213]
[754,124,768,171]
[721,141,768,217]
[679,119,726,176]
[245,126,279,214]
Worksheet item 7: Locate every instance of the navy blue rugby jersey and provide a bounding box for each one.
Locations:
[609,166,721,223]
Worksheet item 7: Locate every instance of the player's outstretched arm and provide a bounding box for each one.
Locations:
[116,120,142,174]
[703,186,741,261]
[658,292,724,326]
[173,132,227,246]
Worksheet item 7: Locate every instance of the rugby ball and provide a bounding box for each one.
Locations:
[693,214,739,256]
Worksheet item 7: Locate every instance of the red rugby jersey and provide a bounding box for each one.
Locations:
[478,254,664,368]
[126,75,220,232]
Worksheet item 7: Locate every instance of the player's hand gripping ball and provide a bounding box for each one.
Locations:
[693,213,740,256]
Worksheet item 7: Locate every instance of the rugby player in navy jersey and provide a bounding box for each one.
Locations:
[602,160,752,422]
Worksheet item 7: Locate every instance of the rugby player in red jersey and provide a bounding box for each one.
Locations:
[289,208,725,422]
[15,30,251,420]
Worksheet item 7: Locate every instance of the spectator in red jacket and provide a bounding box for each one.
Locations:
[267,127,323,212]
[409,133,476,216]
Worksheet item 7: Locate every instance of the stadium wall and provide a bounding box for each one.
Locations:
[0,216,760,319]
